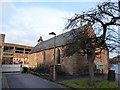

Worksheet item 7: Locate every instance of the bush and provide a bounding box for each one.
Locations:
[28,67,34,71]
[34,65,50,74]
[56,66,66,75]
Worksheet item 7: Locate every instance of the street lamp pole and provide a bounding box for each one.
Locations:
[53,34,56,81]
[49,32,56,81]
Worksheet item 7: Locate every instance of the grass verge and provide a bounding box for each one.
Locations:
[62,79,120,88]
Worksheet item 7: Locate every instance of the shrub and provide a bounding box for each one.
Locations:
[28,67,34,71]
[34,65,50,74]
[56,66,66,75]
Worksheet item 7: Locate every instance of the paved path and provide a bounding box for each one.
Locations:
[3,73,68,88]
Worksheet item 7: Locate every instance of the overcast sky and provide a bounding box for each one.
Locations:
[0,0,118,58]
[1,1,98,46]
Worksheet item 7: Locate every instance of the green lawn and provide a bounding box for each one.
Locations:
[62,79,120,88]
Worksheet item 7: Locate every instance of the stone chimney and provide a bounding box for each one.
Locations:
[37,36,43,44]
[0,34,5,43]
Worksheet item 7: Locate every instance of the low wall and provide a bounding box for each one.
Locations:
[110,64,120,86]
[0,64,2,89]
[2,65,20,72]
[115,65,120,86]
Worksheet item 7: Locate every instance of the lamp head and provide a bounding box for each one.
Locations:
[49,32,56,35]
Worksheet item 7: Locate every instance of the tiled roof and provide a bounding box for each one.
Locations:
[29,26,86,54]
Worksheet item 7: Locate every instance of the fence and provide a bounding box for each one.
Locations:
[2,64,20,72]
[110,64,120,86]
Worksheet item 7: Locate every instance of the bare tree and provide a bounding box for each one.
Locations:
[64,1,120,85]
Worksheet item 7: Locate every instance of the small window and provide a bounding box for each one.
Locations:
[2,57,13,64]
[15,51,24,53]
[3,46,14,56]
[15,47,24,53]
[15,47,24,50]
[25,49,31,54]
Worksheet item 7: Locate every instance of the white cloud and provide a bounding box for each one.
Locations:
[0,0,118,2]
[1,2,74,46]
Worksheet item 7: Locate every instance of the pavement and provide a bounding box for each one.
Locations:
[3,72,119,89]
[2,73,9,89]
[2,73,69,89]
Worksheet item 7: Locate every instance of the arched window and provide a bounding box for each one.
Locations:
[43,51,46,65]
[57,49,60,64]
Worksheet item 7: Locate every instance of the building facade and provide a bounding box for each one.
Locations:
[110,55,120,64]
[29,25,109,75]
[0,34,33,66]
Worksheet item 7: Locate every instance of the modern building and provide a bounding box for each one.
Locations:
[110,55,120,64]
[0,34,33,66]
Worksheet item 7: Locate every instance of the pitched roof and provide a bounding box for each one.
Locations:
[29,26,87,54]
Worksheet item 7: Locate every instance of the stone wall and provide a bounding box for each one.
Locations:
[29,46,109,75]
[28,53,37,68]
[94,49,109,74]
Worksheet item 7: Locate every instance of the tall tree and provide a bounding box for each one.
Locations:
[64,1,120,85]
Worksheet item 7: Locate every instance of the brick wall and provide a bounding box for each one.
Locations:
[29,46,109,75]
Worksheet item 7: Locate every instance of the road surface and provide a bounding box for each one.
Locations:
[2,73,68,89]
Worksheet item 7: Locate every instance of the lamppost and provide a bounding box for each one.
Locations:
[49,32,56,81]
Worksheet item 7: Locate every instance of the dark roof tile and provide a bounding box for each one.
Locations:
[29,26,85,54]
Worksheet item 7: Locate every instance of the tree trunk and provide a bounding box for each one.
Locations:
[88,61,95,85]
[87,51,96,85]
